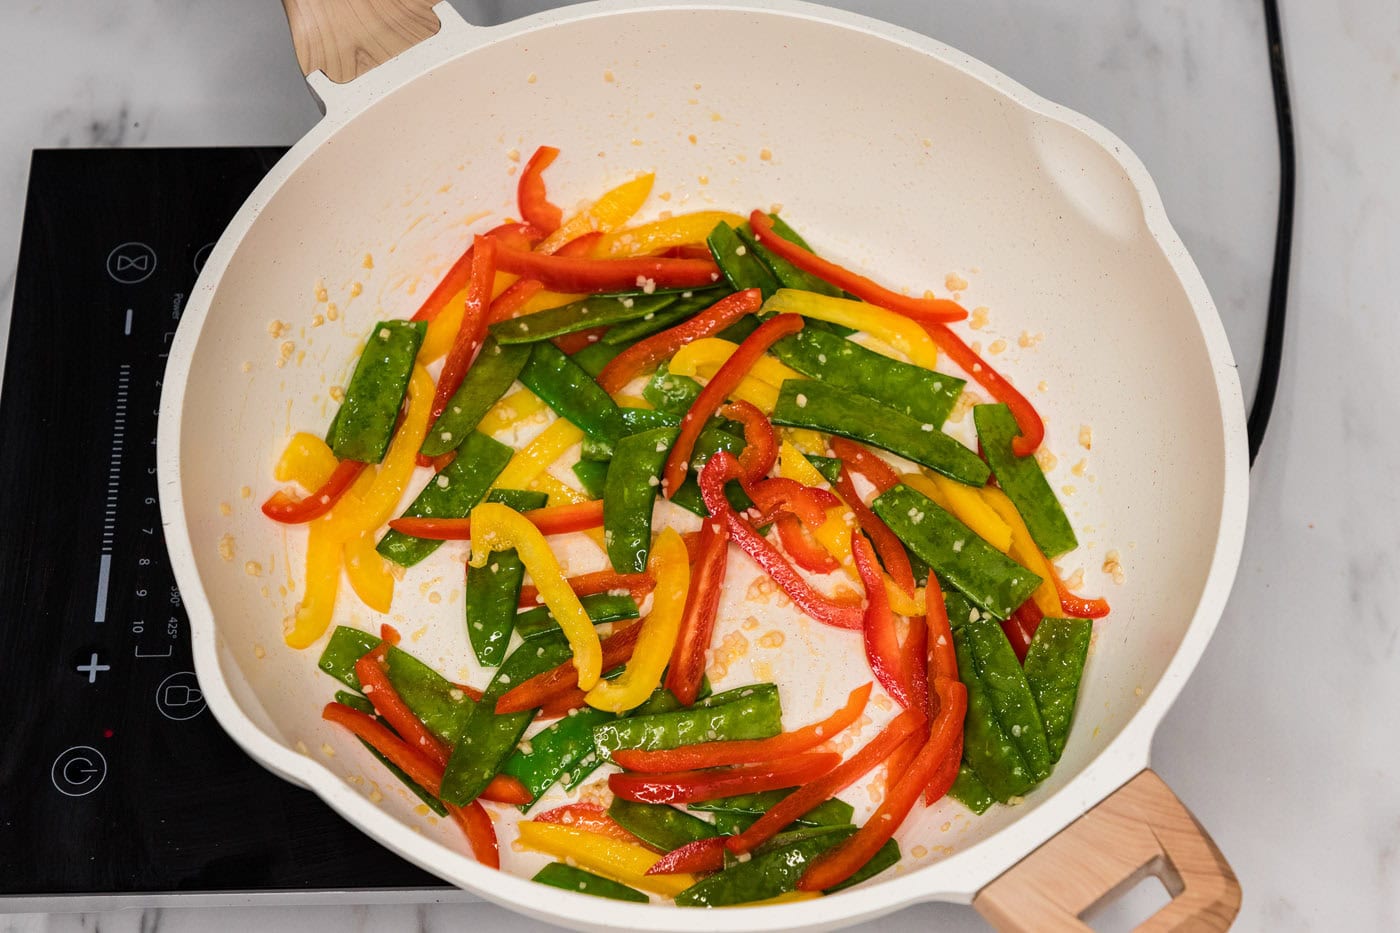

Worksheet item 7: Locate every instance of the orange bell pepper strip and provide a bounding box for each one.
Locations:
[485,277,545,323]
[1053,571,1112,618]
[608,752,842,806]
[387,499,603,540]
[725,708,926,855]
[664,517,730,707]
[662,313,804,497]
[322,701,444,795]
[517,145,563,233]
[748,210,967,323]
[492,243,721,294]
[595,288,762,394]
[261,458,367,524]
[518,570,654,608]
[409,221,541,323]
[798,679,967,892]
[446,800,499,869]
[920,320,1044,456]
[611,682,872,773]
[853,532,914,710]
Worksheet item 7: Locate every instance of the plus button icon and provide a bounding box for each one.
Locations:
[76,652,111,684]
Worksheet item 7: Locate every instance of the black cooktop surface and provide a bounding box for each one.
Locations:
[0,148,448,897]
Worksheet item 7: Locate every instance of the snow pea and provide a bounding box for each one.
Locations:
[952,623,1035,803]
[317,626,380,688]
[608,799,719,851]
[707,222,781,298]
[771,327,965,427]
[334,690,373,714]
[674,827,898,905]
[464,548,524,668]
[963,616,1052,782]
[487,488,549,512]
[974,403,1078,557]
[571,459,609,499]
[688,789,854,828]
[805,454,844,485]
[715,313,762,344]
[604,426,679,572]
[593,683,782,756]
[491,292,680,344]
[580,407,679,462]
[504,705,614,808]
[377,431,512,566]
[532,863,648,903]
[735,220,840,298]
[642,365,703,415]
[518,341,624,443]
[331,693,448,817]
[1022,617,1092,762]
[872,483,1042,621]
[771,379,989,485]
[326,319,426,463]
[570,340,626,378]
[514,593,640,640]
[419,338,530,457]
[949,764,996,815]
[603,288,729,346]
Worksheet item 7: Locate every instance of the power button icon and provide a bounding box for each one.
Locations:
[51,746,108,797]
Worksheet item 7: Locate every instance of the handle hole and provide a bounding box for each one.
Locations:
[1081,855,1183,933]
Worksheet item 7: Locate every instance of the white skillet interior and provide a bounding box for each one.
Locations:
[159,3,1246,929]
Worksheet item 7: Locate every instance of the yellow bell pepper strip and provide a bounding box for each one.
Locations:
[343,532,395,613]
[274,432,337,488]
[586,529,690,713]
[591,210,748,259]
[763,288,940,370]
[467,502,602,689]
[477,388,550,437]
[493,417,584,490]
[535,173,656,255]
[779,443,925,617]
[924,472,1014,552]
[418,271,518,364]
[284,367,433,648]
[515,821,697,897]
[668,337,805,392]
[530,471,608,551]
[979,486,1062,618]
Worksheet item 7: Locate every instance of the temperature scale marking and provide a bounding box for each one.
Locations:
[94,362,131,624]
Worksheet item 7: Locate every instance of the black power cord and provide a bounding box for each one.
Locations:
[1248,0,1296,466]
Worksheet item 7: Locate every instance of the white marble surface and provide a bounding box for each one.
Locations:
[1,0,1396,930]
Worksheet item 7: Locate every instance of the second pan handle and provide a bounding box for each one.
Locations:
[281,0,444,84]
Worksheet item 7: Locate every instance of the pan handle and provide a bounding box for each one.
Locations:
[281,0,447,85]
[973,770,1240,932]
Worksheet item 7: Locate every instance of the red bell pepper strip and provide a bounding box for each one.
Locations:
[830,438,901,495]
[533,802,647,846]
[664,517,730,706]
[1002,599,1044,663]
[797,679,967,892]
[1051,569,1112,619]
[428,451,457,473]
[611,682,871,773]
[480,774,533,806]
[903,604,931,721]
[832,463,916,596]
[775,515,841,574]
[261,459,367,524]
[742,477,838,528]
[494,621,641,715]
[517,145,563,234]
[486,277,545,323]
[428,235,498,435]
[555,230,604,257]
[881,724,927,798]
[699,453,864,630]
[410,221,542,322]
[925,573,958,682]
[661,244,716,261]
[645,836,727,875]
[493,243,721,294]
[388,499,604,541]
[596,288,762,394]
[354,649,450,769]
[662,313,804,498]
[725,708,925,855]
[446,800,500,868]
[518,569,654,608]
[748,210,967,323]
[920,321,1044,456]
[923,731,964,807]
[552,327,608,355]
[322,701,445,796]
[608,752,842,806]
[853,532,913,710]
[716,400,777,483]
[379,623,402,645]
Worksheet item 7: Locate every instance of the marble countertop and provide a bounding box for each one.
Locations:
[2,1,1396,931]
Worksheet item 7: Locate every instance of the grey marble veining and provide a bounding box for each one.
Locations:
[2,0,1398,931]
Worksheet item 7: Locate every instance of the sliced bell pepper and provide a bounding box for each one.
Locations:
[775,515,840,573]
[645,836,729,876]
[592,210,747,258]
[515,821,697,897]
[518,569,654,609]
[830,438,900,494]
[832,463,916,597]
[322,700,445,796]
[495,620,642,715]
[485,276,546,324]
[716,400,777,483]
[410,221,541,323]
[426,235,498,445]
[477,387,550,437]
[493,417,586,491]
[534,172,655,256]
[609,752,842,806]
[749,211,966,322]
[612,682,871,773]
[353,645,450,772]
[979,486,1061,618]
[700,452,864,630]
[467,502,602,690]
[763,288,942,370]
[852,532,913,709]
[663,314,804,497]
[1052,570,1112,619]
[262,458,367,524]
[533,802,648,846]
[1003,600,1041,662]
[387,499,603,540]
[517,145,563,233]
[596,288,763,394]
[493,243,720,294]
[725,708,925,855]
[909,471,1014,553]
[586,529,690,713]
[447,800,501,869]
[796,679,967,892]
[743,476,839,528]
[273,431,338,488]
[921,320,1044,456]
[664,516,729,707]
[667,336,806,395]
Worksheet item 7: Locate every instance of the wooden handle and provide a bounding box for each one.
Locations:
[974,770,1240,932]
[281,0,442,84]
